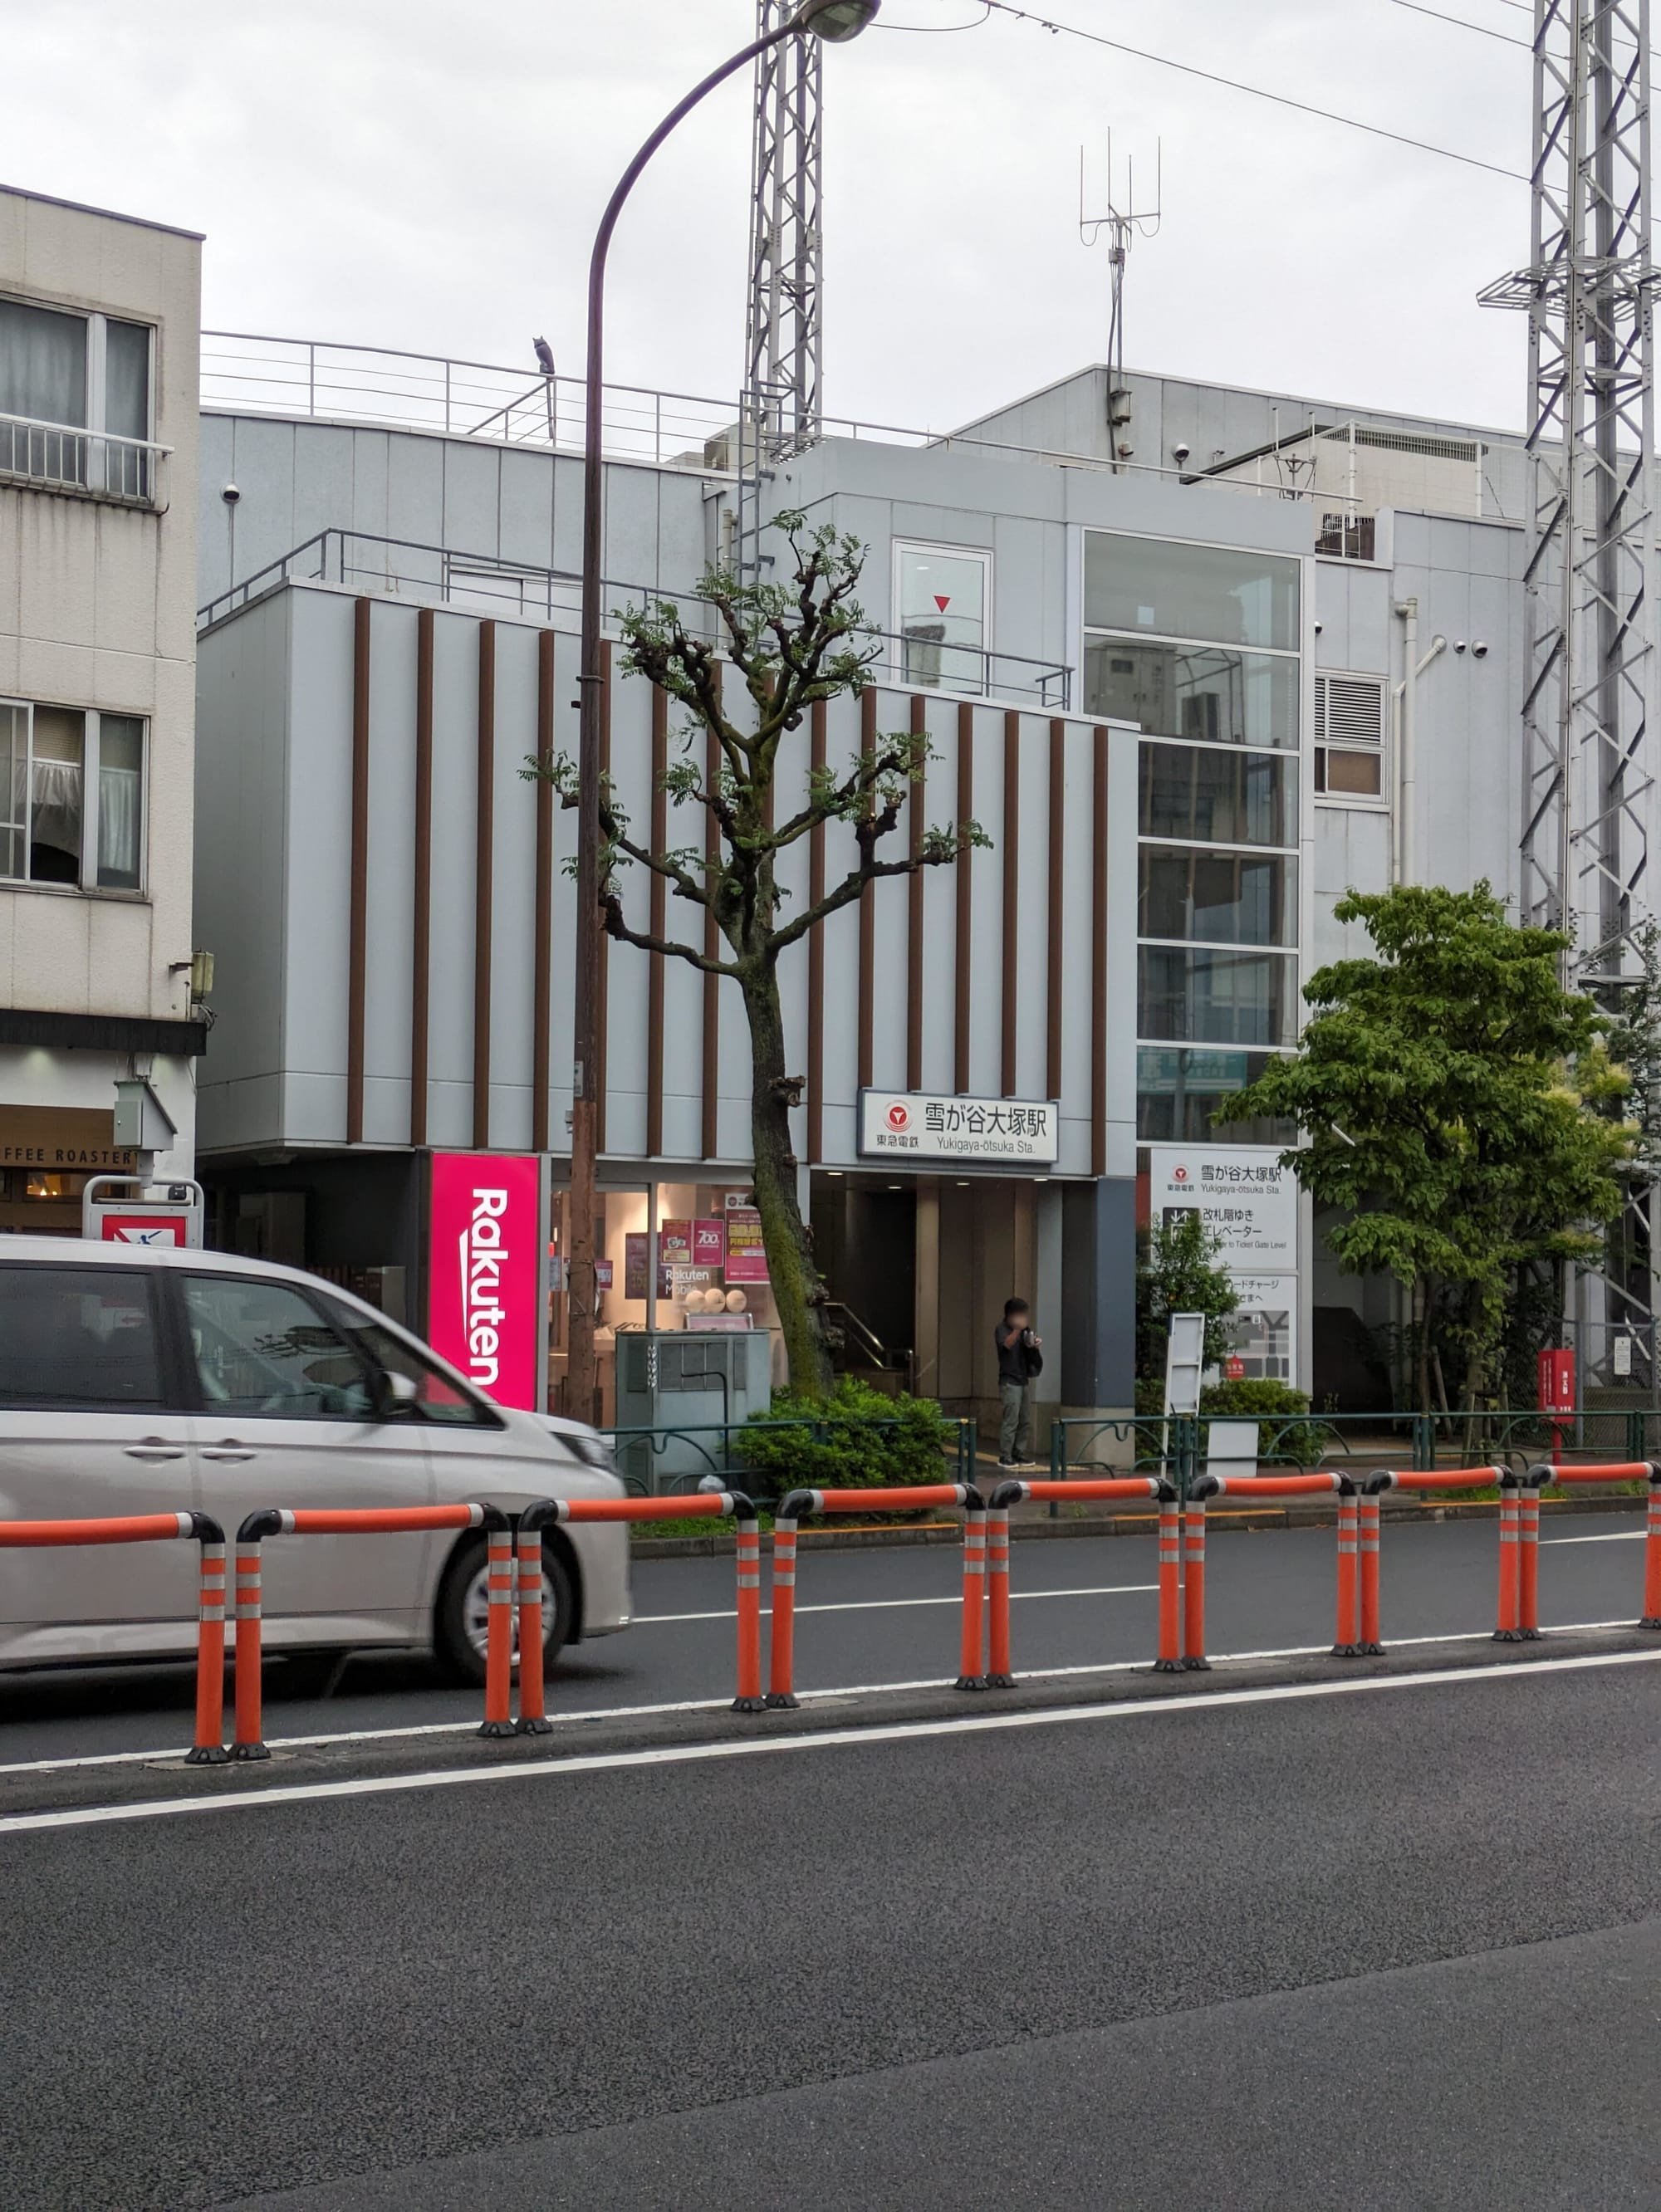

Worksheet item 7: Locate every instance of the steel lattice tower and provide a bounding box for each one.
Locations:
[738,2,825,574]
[1480,0,1657,973]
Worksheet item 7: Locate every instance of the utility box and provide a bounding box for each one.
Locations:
[613,1330,775,1494]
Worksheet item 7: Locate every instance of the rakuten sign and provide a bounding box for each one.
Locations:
[429,1152,541,1409]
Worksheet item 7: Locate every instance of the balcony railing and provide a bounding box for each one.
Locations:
[196,527,1072,708]
[0,413,169,508]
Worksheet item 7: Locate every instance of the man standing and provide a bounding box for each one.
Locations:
[996,1296,1044,1471]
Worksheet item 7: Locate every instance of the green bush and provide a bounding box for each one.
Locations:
[735,1376,956,1500]
[1132,1378,1311,1421]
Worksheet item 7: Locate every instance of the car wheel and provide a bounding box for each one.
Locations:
[435,1534,575,1687]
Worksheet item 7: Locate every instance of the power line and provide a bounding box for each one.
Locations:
[978,1,1531,188]
[1384,0,1531,46]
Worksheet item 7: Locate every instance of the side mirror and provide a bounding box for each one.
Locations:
[370,1368,421,1419]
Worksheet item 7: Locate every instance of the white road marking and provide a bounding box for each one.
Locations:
[3,1647,1657,1838]
[635,1583,1158,1625]
[0,1617,1642,1779]
[1541,1530,1646,1544]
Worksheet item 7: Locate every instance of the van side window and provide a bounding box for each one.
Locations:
[318,1303,504,1429]
[182,1275,375,1421]
[0,1265,165,1410]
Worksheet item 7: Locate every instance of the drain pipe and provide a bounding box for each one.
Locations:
[1393,598,1446,884]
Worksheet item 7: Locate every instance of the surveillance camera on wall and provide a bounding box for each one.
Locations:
[1472,639,1489,658]
[1453,639,1467,653]
[1313,621,1324,635]
[221,483,241,504]
[1172,442,1191,463]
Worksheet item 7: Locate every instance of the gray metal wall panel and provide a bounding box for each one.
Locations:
[425,611,480,1146]
[281,590,355,1141]
[487,622,541,1152]
[362,599,418,1144]
[440,441,501,560]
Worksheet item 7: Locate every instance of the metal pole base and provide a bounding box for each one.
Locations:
[229,1741,269,1762]
[1330,1642,1360,1659]
[517,1716,555,1736]
[1181,1656,1212,1671]
[1640,1617,1661,1631]
[983,1671,1016,1689]
[478,1719,517,1739]
[765,1691,800,1710]
[184,1744,230,1766]
[1359,1641,1385,1657]
[731,1696,768,1714]
[1492,1628,1527,1643]
[953,1674,987,1692]
[1152,1658,1184,1674]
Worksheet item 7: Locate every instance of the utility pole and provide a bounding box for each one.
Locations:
[1479,0,1658,1390]
[739,2,825,577]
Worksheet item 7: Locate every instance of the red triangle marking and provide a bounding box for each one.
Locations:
[933,595,951,613]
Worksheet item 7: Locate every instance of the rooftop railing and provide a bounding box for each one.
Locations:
[195,526,1073,708]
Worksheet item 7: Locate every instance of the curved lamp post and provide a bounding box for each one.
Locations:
[566,0,881,1419]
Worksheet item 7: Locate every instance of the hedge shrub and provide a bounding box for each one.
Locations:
[735,1376,956,1500]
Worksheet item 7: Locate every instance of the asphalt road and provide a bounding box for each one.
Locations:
[0,1653,1656,2209]
[0,1510,1650,1767]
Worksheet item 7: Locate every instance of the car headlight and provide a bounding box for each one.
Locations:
[566,1432,620,1476]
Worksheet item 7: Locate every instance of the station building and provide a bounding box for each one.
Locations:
[182,330,1537,1436]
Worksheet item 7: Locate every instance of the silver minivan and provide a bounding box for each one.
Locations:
[0,1237,631,1680]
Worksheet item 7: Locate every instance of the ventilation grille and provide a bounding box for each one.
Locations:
[1315,674,1385,748]
[1318,424,1481,463]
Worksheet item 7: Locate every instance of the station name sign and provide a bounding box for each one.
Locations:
[858,1089,1061,1165]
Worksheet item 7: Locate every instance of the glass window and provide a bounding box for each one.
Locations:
[1086,639,1298,749]
[1085,531,1300,651]
[0,703,23,882]
[893,542,988,694]
[0,1265,165,1410]
[27,706,84,885]
[0,299,87,429]
[1135,1048,1296,1144]
[1138,946,1297,1047]
[1139,742,1297,847]
[320,1303,502,1429]
[96,715,144,889]
[1139,847,1297,947]
[103,322,150,442]
[183,1275,375,1421]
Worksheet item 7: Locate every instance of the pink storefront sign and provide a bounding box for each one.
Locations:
[429,1152,542,1410]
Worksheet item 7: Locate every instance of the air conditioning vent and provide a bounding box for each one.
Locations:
[1316,675,1384,748]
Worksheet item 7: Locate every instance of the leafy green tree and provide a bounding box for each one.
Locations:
[524,515,986,1398]
[1136,1209,1240,1389]
[1227,883,1635,1408]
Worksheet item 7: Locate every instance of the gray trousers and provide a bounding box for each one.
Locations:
[999,1379,1031,1463]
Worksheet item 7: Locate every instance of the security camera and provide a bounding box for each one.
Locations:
[1453,639,1467,653]
[221,483,241,504]
[1472,639,1489,658]
[1116,443,1134,460]
[1173,442,1191,464]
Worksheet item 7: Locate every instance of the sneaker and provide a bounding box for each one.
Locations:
[996,1458,1018,1471]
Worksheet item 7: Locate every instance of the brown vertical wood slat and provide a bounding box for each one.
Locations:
[645,679,669,1159]
[907,693,927,1090]
[1046,717,1066,1105]
[1091,724,1109,1179]
[346,597,371,1146]
[702,664,723,1159]
[595,639,612,1155]
[858,688,877,1090]
[1001,710,1021,1095]
[472,620,495,1151]
[409,608,434,1148]
[532,629,555,1155]
[807,698,828,1163]
[954,701,974,1097]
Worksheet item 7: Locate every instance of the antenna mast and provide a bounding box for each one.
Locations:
[740,2,825,576]
[1080,134,1162,470]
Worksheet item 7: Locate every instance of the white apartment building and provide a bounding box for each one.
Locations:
[0,185,203,1232]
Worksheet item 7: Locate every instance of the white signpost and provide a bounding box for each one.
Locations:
[1149,1144,1301,1387]
[858,1089,1060,1166]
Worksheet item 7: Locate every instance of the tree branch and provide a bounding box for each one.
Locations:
[601,894,738,976]
[771,844,957,954]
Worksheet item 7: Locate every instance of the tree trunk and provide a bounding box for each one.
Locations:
[1414,1278,1433,1413]
[740,956,833,1398]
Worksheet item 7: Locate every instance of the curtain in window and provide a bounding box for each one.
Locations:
[96,715,144,888]
[102,321,150,496]
[0,300,86,428]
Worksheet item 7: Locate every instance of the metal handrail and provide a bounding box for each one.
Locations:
[1,411,170,507]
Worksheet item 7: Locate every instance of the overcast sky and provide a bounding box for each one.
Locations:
[10,0,1536,436]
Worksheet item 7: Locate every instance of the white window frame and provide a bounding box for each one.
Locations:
[0,293,156,442]
[0,697,149,896]
[1313,670,1389,810]
[890,539,993,697]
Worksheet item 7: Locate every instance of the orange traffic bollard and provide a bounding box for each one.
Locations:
[0,1510,231,1764]
[986,1502,1014,1687]
[1495,1479,1521,1640]
[514,1510,552,1736]
[1644,1471,1661,1632]
[1357,1490,1383,1654]
[231,1503,498,1758]
[767,1484,982,1705]
[1157,1487,1182,1671]
[1516,1479,1542,1640]
[1183,1495,1208,1670]
[990,1477,1174,1678]
[1333,1485,1360,1657]
[480,1522,517,1737]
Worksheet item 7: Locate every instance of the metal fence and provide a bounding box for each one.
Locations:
[601,1415,977,1500]
[1,412,167,506]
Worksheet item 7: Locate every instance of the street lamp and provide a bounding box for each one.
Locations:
[565,0,881,1420]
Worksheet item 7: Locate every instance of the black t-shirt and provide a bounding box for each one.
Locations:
[996,1321,1042,1384]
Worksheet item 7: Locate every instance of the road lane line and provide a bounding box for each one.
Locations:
[1541,1530,1645,1544]
[0,1617,1639,1776]
[3,1647,1658,1838]
[636,1583,1158,1624]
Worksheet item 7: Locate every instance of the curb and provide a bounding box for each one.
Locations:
[630,1489,1645,1559]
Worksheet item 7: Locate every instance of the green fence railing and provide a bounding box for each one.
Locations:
[600,1415,977,1500]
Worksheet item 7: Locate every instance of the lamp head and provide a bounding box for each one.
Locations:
[795,0,881,40]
